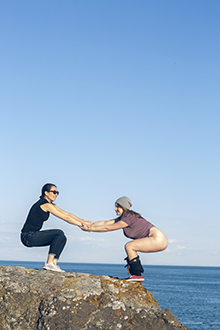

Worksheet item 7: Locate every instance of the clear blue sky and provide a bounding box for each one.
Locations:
[0,1,219,266]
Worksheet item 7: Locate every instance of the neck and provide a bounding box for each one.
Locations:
[43,196,52,203]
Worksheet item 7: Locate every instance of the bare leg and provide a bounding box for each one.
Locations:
[43,255,64,272]
[125,227,168,261]
[46,254,56,264]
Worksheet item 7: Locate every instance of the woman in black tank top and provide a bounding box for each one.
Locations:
[21,183,91,272]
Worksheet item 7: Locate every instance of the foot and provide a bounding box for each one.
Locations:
[125,275,144,282]
[54,264,65,272]
[43,262,65,272]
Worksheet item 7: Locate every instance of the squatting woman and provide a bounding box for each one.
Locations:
[80,196,168,281]
[21,183,89,272]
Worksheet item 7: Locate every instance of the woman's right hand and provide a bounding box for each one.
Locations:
[79,223,91,232]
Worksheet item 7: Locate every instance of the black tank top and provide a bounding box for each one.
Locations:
[21,198,50,233]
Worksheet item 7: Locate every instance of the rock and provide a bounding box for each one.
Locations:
[0,266,191,330]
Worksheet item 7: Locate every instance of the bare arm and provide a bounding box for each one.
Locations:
[81,220,128,232]
[91,219,116,227]
[41,203,84,226]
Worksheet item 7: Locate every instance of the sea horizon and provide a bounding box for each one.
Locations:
[0,259,219,269]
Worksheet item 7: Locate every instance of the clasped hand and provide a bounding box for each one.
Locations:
[79,221,93,232]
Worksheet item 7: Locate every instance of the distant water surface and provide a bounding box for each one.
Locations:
[1,261,219,330]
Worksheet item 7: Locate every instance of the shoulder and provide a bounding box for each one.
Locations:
[121,213,136,224]
[32,198,49,206]
[30,199,44,209]
[38,199,52,213]
[114,216,121,223]
[40,198,50,205]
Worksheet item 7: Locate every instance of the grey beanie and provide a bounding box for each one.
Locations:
[115,196,132,210]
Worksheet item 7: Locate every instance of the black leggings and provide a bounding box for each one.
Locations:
[21,229,67,260]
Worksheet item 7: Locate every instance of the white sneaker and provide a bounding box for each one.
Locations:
[54,264,65,272]
[43,262,65,272]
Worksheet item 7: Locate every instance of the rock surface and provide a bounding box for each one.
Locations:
[0,266,191,330]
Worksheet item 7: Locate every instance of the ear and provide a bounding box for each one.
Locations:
[44,190,49,197]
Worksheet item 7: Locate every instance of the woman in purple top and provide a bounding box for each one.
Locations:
[80,196,168,282]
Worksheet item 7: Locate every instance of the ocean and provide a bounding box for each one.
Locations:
[1,261,219,330]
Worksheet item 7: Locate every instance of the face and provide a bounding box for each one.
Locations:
[44,186,59,203]
[115,204,124,216]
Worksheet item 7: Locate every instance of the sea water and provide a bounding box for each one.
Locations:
[1,261,219,330]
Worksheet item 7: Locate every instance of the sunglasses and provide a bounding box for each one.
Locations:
[49,190,59,195]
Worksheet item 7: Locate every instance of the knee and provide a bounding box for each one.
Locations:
[57,229,65,236]
[57,230,67,242]
[125,241,132,252]
[62,233,67,244]
[160,236,168,251]
[164,237,168,250]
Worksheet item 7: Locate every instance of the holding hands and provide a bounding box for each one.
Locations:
[79,219,122,233]
[79,222,92,232]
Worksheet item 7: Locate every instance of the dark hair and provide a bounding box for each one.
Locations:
[116,203,141,218]
[40,183,57,199]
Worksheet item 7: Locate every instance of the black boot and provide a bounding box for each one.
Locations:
[129,256,144,276]
[124,257,130,274]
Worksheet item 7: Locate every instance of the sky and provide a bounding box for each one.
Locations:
[0,1,219,267]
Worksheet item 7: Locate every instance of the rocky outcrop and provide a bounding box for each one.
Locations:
[0,266,191,330]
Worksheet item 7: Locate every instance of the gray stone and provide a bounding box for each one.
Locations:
[0,266,192,330]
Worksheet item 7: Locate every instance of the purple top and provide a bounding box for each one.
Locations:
[115,213,154,239]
